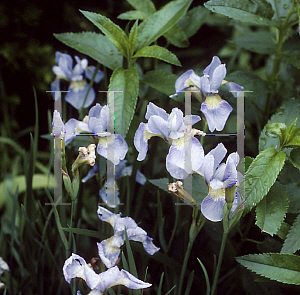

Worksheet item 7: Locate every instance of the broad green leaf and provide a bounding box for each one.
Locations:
[142,70,178,95]
[108,66,139,138]
[276,221,291,240]
[289,148,300,170]
[127,0,156,15]
[286,127,300,148]
[204,0,275,26]
[129,20,139,55]
[133,45,181,66]
[135,0,193,51]
[149,178,170,192]
[233,31,276,54]
[255,182,288,236]
[164,24,189,48]
[177,5,210,38]
[245,148,286,207]
[265,122,288,148]
[80,10,130,58]
[281,50,300,69]
[286,182,300,213]
[259,98,300,151]
[54,32,122,70]
[118,10,148,20]
[245,156,253,171]
[236,253,300,285]
[281,214,300,253]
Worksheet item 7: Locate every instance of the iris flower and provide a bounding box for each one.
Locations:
[134,102,205,179]
[196,143,242,222]
[51,51,104,109]
[63,253,151,295]
[64,103,128,165]
[0,257,9,289]
[97,206,159,268]
[170,56,243,132]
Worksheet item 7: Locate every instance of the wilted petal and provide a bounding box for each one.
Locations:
[118,269,152,290]
[201,95,233,132]
[201,195,225,222]
[97,206,121,227]
[145,102,168,121]
[97,239,121,269]
[63,253,88,283]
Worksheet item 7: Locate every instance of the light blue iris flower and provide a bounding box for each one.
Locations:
[196,143,242,222]
[65,103,128,165]
[63,253,152,295]
[51,51,104,109]
[97,206,160,268]
[134,102,205,179]
[170,56,243,132]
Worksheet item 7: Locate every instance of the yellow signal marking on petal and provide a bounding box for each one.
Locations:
[205,94,222,110]
[209,185,225,201]
[70,79,86,91]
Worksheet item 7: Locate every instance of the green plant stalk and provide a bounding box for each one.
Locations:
[210,231,228,295]
[265,2,296,119]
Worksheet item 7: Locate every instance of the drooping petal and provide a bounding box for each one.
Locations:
[82,162,99,183]
[97,206,122,227]
[134,123,149,161]
[85,66,104,83]
[201,95,233,132]
[97,239,121,269]
[63,253,88,283]
[184,115,201,126]
[226,82,244,97]
[169,69,195,97]
[65,118,79,145]
[66,82,95,109]
[201,195,225,222]
[145,102,168,121]
[118,269,152,290]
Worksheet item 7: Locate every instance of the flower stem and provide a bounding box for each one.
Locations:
[210,231,228,295]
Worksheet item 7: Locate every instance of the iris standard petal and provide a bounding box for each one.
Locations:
[207,143,227,172]
[197,154,215,183]
[203,56,222,77]
[145,102,168,121]
[223,158,238,188]
[147,115,170,140]
[201,195,226,222]
[210,64,226,92]
[201,95,233,132]
[64,118,79,145]
[168,108,185,139]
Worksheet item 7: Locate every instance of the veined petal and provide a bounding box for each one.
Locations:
[210,64,226,92]
[97,239,120,269]
[223,157,238,188]
[89,103,102,118]
[201,195,225,222]
[65,118,79,145]
[184,115,201,126]
[197,154,215,182]
[199,76,211,94]
[207,143,227,172]
[226,82,244,98]
[170,69,197,97]
[203,56,222,77]
[118,269,152,289]
[145,102,168,121]
[142,236,160,255]
[134,123,149,161]
[55,52,73,80]
[147,115,169,140]
[201,95,233,132]
[210,178,223,190]
[63,253,87,283]
[85,66,104,83]
[168,108,185,139]
[52,110,65,137]
[65,82,95,109]
[97,206,121,227]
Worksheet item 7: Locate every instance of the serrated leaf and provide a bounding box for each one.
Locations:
[164,24,189,48]
[108,66,139,138]
[286,182,300,213]
[177,5,210,38]
[127,0,156,15]
[286,127,300,148]
[259,98,300,151]
[267,0,293,19]
[204,0,275,26]
[118,10,148,20]
[245,148,286,208]
[245,156,254,171]
[149,178,170,192]
[129,20,139,55]
[236,253,300,285]
[54,32,122,70]
[134,45,181,66]
[233,31,276,54]
[255,182,288,236]
[281,50,300,69]
[281,214,300,253]
[276,221,291,240]
[289,148,300,170]
[80,10,130,58]
[142,70,178,95]
[135,0,193,51]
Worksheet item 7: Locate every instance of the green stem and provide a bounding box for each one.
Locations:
[210,231,228,295]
